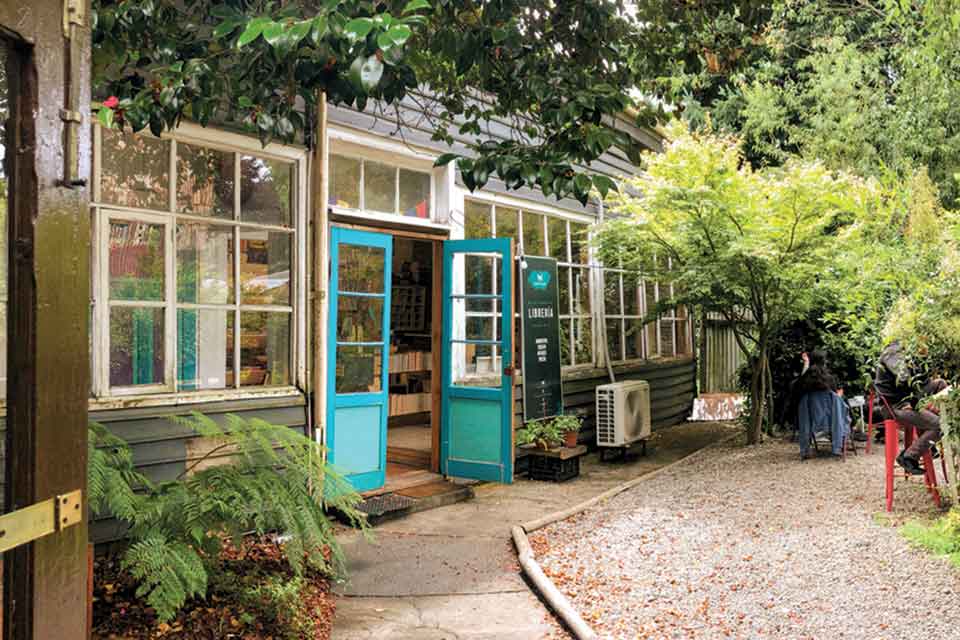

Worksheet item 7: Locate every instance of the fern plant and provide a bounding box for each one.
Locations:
[88,413,368,621]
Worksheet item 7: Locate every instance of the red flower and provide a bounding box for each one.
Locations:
[103,96,119,109]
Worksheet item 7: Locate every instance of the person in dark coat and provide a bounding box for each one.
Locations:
[790,350,849,458]
[873,341,949,475]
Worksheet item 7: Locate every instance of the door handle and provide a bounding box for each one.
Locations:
[503,366,514,377]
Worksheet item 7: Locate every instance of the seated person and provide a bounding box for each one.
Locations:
[793,350,849,458]
[874,341,948,475]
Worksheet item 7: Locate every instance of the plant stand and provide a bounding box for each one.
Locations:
[528,445,587,482]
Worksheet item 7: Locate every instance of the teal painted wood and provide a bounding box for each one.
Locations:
[327,227,393,492]
[441,238,514,483]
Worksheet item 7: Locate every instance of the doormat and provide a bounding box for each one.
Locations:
[357,493,418,517]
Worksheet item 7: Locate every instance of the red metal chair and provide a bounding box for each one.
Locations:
[868,387,945,511]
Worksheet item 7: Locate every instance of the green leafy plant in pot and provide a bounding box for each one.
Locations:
[553,414,582,448]
[516,418,563,450]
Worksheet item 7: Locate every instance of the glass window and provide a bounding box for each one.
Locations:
[240,156,292,226]
[495,206,519,243]
[464,200,492,239]
[364,161,396,213]
[399,168,431,218]
[330,154,361,209]
[101,128,170,210]
[109,221,165,301]
[335,345,382,393]
[547,216,568,262]
[177,143,234,218]
[96,128,299,395]
[240,229,291,306]
[570,222,589,265]
[522,212,545,256]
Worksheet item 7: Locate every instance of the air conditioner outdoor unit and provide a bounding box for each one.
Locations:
[596,380,651,448]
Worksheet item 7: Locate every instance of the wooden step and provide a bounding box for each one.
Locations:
[387,445,431,468]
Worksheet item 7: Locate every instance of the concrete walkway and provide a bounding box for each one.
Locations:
[331,421,738,640]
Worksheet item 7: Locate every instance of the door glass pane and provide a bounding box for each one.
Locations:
[522,212,545,256]
[240,156,292,226]
[451,342,501,388]
[466,315,495,341]
[339,244,385,293]
[177,143,234,218]
[336,345,382,393]
[240,312,290,386]
[495,206,518,243]
[100,128,170,210]
[177,309,233,390]
[240,229,291,305]
[464,200,492,239]
[337,295,384,342]
[364,161,396,213]
[465,254,495,295]
[399,168,430,218]
[110,307,165,386]
[177,224,234,304]
[109,220,165,301]
[330,154,361,209]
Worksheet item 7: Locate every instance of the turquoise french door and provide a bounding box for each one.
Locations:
[327,227,393,492]
[441,238,514,483]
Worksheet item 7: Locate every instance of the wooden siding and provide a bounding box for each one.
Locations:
[514,357,697,446]
[703,319,748,393]
[88,395,308,543]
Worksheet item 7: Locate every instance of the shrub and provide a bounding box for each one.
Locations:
[88,413,367,621]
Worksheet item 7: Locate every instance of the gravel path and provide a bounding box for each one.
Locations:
[533,437,960,640]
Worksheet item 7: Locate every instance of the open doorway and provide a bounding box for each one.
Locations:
[385,237,436,486]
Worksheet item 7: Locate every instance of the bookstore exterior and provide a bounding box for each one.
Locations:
[85,101,695,536]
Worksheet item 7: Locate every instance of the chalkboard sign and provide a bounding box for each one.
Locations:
[520,256,564,421]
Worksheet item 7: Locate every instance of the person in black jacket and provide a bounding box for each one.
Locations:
[874,341,948,475]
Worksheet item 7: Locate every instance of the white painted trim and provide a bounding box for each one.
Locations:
[329,206,450,231]
[88,387,304,411]
[328,125,438,166]
[464,190,594,225]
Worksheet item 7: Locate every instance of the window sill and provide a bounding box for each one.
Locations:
[88,386,305,412]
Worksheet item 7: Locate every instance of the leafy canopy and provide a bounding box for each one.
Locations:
[93,0,646,204]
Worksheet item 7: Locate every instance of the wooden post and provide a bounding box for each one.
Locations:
[2,0,91,637]
[311,93,329,449]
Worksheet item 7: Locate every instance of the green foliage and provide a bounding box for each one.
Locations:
[88,414,367,622]
[517,414,580,449]
[597,122,873,442]
[92,0,647,204]
[240,575,314,640]
[901,508,960,568]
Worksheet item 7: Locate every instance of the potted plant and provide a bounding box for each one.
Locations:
[517,418,564,450]
[553,414,582,448]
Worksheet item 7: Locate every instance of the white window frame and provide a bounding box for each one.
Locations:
[327,129,443,230]
[459,192,596,371]
[90,122,308,408]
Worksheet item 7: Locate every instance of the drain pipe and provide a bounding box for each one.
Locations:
[597,199,616,384]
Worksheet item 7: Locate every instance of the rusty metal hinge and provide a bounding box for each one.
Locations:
[63,0,86,35]
[0,490,83,553]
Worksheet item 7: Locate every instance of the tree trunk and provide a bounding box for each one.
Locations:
[747,349,768,445]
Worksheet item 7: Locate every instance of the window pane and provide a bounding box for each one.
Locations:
[109,221,165,301]
[240,229,291,305]
[606,319,623,362]
[100,128,170,210]
[464,254,496,296]
[452,342,500,387]
[330,154,361,209]
[570,223,589,264]
[364,161,396,213]
[558,266,571,314]
[647,322,659,357]
[495,206,519,243]
[337,295,384,342]
[572,267,590,315]
[338,245,385,293]
[336,345,382,393]
[644,281,658,316]
[240,312,290,386]
[625,319,644,359]
[464,200,492,239]
[560,319,571,366]
[177,224,234,304]
[547,216,568,262]
[659,319,675,356]
[624,273,641,316]
[240,156,292,226]
[110,307,165,386]
[574,317,592,365]
[177,309,233,390]
[604,272,621,315]
[466,315,495,341]
[399,168,431,218]
[522,212,545,256]
[177,143,234,218]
